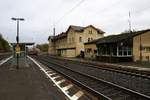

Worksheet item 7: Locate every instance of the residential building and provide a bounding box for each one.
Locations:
[96,29,150,62]
[48,25,105,57]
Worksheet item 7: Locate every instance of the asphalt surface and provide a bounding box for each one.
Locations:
[0,57,67,100]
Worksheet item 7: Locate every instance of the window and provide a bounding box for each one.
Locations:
[87,48,92,53]
[144,47,150,53]
[79,37,82,42]
[69,38,71,43]
[89,30,92,34]
[72,37,74,42]
[88,38,90,42]
[118,47,132,56]
[91,38,93,41]
[94,50,97,54]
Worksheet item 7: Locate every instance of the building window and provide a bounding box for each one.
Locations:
[72,37,74,42]
[79,37,82,42]
[89,30,92,34]
[88,38,90,42]
[94,50,97,54]
[118,47,132,56]
[86,48,92,53]
[91,38,93,41]
[69,38,71,43]
[144,47,150,53]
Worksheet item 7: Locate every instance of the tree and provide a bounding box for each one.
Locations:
[36,43,48,52]
[0,34,10,52]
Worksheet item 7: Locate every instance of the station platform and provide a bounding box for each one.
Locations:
[0,57,67,100]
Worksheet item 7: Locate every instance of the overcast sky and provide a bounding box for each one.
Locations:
[0,0,150,44]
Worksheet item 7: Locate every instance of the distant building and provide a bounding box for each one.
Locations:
[48,25,105,57]
[95,29,150,62]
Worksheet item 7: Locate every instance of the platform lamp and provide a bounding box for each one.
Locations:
[11,17,25,69]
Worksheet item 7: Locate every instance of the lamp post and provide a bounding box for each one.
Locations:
[11,17,24,69]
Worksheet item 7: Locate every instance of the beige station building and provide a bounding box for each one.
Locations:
[48,25,105,57]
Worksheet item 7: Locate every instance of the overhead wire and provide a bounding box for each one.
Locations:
[55,0,85,25]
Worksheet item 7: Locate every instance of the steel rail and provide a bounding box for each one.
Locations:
[47,55,150,79]
[35,56,150,100]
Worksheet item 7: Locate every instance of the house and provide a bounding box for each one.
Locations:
[48,25,105,57]
[96,29,150,63]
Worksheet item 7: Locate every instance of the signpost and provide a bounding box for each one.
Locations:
[15,44,20,54]
[11,17,24,69]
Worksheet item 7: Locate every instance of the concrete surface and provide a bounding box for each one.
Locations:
[0,57,67,100]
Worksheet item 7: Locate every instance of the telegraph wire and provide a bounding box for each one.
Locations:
[55,0,85,25]
[133,5,150,14]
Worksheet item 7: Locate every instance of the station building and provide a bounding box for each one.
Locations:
[48,25,105,57]
[94,29,150,62]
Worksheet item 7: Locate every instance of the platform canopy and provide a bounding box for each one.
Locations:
[11,42,35,46]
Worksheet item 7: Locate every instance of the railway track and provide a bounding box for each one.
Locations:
[39,55,150,96]
[33,56,150,100]
[0,53,12,60]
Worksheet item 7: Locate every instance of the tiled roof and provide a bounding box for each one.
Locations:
[55,32,67,40]
[84,29,150,45]
[48,25,105,41]
[69,25,105,34]
[96,29,150,44]
[70,25,84,32]
[84,38,100,45]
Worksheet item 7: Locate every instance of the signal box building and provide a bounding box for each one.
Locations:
[96,29,150,63]
[48,25,105,57]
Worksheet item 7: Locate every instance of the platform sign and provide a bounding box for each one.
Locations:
[15,44,20,54]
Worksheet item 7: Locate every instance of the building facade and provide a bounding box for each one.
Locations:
[84,39,99,59]
[48,25,104,57]
[133,30,150,62]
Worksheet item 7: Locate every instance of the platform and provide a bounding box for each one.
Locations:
[0,57,67,100]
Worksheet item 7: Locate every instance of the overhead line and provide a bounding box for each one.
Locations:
[55,0,85,25]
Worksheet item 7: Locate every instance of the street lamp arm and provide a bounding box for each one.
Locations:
[11,17,17,20]
[11,17,24,21]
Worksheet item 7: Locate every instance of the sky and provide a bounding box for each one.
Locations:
[0,0,150,44]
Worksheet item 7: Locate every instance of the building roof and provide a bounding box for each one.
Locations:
[48,32,67,41]
[70,25,84,32]
[48,25,105,41]
[11,42,35,46]
[69,25,105,34]
[96,29,150,45]
[55,32,67,40]
[84,38,100,45]
[84,29,150,45]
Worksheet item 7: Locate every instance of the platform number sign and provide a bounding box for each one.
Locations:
[15,44,20,54]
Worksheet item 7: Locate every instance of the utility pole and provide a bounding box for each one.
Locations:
[128,11,132,32]
[140,34,142,62]
[53,25,56,55]
[11,17,24,69]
